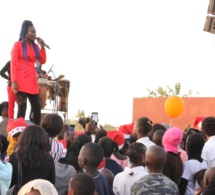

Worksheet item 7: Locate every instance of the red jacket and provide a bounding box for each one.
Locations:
[11,41,46,94]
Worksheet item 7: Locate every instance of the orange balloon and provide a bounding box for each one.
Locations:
[164,96,185,118]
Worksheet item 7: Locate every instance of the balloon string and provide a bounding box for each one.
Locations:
[170,119,172,127]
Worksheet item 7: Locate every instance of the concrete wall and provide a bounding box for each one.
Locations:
[132,97,215,130]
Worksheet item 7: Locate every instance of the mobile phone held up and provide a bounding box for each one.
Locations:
[91,112,98,126]
[67,125,75,137]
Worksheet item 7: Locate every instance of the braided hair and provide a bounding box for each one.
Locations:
[181,127,200,150]
[19,20,39,60]
[136,116,153,136]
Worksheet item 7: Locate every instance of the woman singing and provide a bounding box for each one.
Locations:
[11,20,46,125]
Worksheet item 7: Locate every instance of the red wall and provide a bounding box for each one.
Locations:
[132,97,215,130]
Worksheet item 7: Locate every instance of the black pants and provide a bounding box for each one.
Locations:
[16,92,41,125]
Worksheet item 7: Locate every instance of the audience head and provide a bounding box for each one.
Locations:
[98,136,118,157]
[41,114,64,138]
[181,127,200,150]
[203,174,215,195]
[68,173,96,195]
[94,129,107,143]
[133,116,153,139]
[107,130,125,150]
[68,134,91,156]
[202,116,215,138]
[186,133,205,161]
[149,123,166,139]
[203,167,215,191]
[152,130,165,147]
[162,127,183,154]
[127,142,147,166]
[101,168,115,188]
[6,117,28,156]
[194,168,207,188]
[0,135,9,156]
[78,142,104,169]
[16,125,48,169]
[0,101,8,118]
[18,179,58,195]
[145,145,166,173]
[129,134,137,144]
[7,117,27,139]
[120,138,130,156]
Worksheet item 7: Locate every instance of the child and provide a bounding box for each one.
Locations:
[98,136,123,176]
[179,133,207,195]
[68,173,96,195]
[5,117,27,161]
[113,142,148,195]
[194,169,207,195]
[107,130,129,169]
[133,116,155,148]
[78,142,114,195]
[55,148,77,195]
[41,113,64,163]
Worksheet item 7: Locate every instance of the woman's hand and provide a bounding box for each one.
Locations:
[11,81,18,93]
[85,118,98,135]
[36,37,45,49]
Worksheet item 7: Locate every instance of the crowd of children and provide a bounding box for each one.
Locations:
[1,114,215,195]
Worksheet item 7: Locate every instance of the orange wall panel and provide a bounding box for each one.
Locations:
[132,97,215,130]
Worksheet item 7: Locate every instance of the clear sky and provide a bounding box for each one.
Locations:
[0,0,213,126]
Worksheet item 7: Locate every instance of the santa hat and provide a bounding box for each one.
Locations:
[193,117,205,129]
[97,158,106,172]
[107,130,125,150]
[7,117,27,137]
[118,123,134,139]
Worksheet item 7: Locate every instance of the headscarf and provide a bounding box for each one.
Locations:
[18,179,58,195]
[162,127,183,154]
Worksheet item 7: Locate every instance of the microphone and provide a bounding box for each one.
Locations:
[47,65,54,74]
[35,37,51,49]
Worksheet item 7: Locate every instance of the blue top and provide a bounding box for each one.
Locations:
[0,161,13,195]
[94,172,114,195]
[105,158,123,176]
